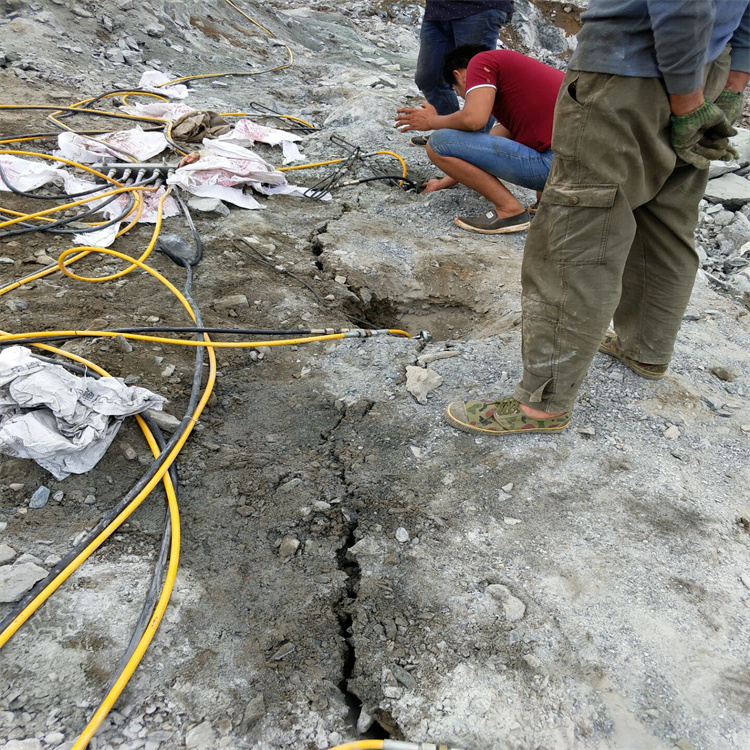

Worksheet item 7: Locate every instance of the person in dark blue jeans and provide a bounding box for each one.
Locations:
[413,1,514,143]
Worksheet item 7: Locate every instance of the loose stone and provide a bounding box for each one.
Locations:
[28,486,50,509]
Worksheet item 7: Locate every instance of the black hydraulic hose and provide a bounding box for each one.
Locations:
[106,255,205,690]
[0,191,135,239]
[173,188,204,266]
[232,237,329,306]
[0,172,161,238]
[106,487,172,693]
[53,90,166,119]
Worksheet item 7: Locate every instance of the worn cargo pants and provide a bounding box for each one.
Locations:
[514,51,730,414]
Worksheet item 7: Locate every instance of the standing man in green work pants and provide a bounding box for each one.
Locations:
[444,0,750,436]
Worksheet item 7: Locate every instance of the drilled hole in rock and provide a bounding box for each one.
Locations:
[344,295,480,341]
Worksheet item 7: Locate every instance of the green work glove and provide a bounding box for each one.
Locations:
[714,89,744,126]
[670,99,738,169]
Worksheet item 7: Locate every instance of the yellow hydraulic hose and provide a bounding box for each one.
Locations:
[278,158,349,172]
[0,185,134,229]
[0,350,185,649]
[120,92,169,107]
[0,104,167,126]
[71,411,181,750]
[375,150,408,179]
[54,188,173,283]
[0,327,412,348]
[0,338,215,749]
[0,245,218,746]
[48,91,169,137]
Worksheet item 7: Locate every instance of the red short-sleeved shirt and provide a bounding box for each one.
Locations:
[465,50,564,152]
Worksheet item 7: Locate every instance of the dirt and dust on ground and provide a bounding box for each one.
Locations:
[1,2,750,750]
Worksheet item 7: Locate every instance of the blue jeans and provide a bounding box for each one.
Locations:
[415,10,509,115]
[429,129,554,192]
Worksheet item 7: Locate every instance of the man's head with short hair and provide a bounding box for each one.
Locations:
[441,44,490,86]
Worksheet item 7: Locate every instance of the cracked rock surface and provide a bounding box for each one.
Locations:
[1,1,750,749]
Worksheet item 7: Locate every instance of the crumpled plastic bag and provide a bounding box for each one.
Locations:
[168,139,324,208]
[55,126,169,164]
[215,119,304,164]
[138,70,189,100]
[0,155,66,193]
[120,101,196,120]
[0,346,167,480]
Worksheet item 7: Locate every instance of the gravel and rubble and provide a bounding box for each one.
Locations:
[1,2,750,750]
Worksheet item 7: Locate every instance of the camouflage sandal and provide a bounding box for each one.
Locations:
[443,397,571,436]
[599,332,668,380]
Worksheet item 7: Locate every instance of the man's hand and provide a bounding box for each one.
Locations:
[715,70,750,125]
[715,90,744,126]
[670,99,738,169]
[395,102,437,132]
[421,176,457,193]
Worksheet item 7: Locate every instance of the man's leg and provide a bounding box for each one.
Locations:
[415,20,459,115]
[513,72,678,415]
[612,164,708,364]
[427,148,525,218]
[611,50,729,367]
[452,10,507,52]
[427,129,552,218]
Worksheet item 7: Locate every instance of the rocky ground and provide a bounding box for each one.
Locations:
[1,2,750,750]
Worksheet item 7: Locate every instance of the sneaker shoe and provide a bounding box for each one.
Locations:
[409,134,430,147]
[598,332,668,379]
[453,209,530,234]
[444,396,571,436]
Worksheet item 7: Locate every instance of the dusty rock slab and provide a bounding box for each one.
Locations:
[705,172,750,208]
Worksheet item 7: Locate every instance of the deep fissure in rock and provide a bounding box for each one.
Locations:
[326,401,392,739]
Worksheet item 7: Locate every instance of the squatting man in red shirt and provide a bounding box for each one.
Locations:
[395,45,564,234]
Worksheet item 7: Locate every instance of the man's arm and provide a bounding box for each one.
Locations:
[647,0,715,95]
[712,5,750,125]
[724,69,750,93]
[395,88,495,132]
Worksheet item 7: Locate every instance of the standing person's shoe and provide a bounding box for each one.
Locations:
[444,397,571,435]
[409,134,431,147]
[454,209,530,234]
[598,332,668,379]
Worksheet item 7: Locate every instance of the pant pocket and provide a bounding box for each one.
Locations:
[542,184,618,265]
